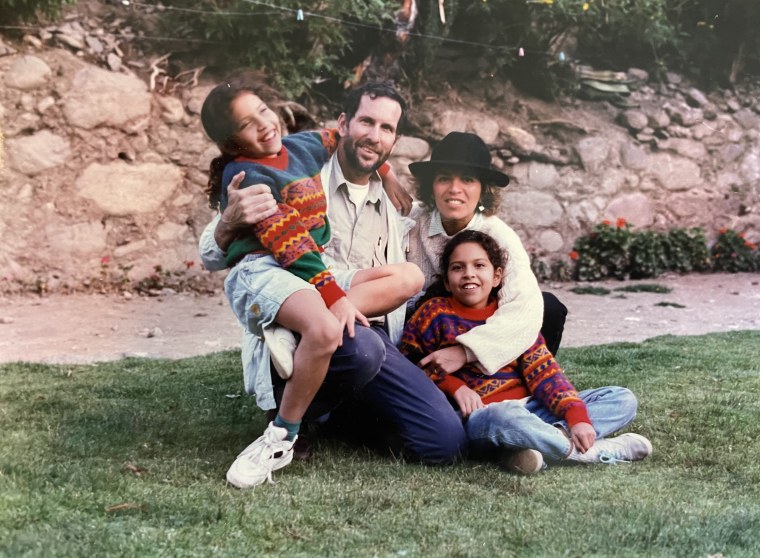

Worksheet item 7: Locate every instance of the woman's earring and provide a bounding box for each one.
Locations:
[478,201,485,212]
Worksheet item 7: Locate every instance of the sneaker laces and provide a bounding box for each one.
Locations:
[599,451,631,464]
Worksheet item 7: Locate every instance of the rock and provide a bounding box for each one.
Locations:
[646,109,670,130]
[649,153,702,191]
[469,117,500,144]
[666,104,703,127]
[619,142,648,170]
[36,96,56,113]
[106,53,122,72]
[0,38,17,55]
[4,56,52,90]
[627,68,649,84]
[62,66,150,130]
[574,136,610,173]
[85,36,104,54]
[502,126,537,153]
[720,144,745,164]
[657,138,707,160]
[5,131,71,175]
[502,191,563,227]
[157,95,186,124]
[665,72,682,85]
[393,136,430,160]
[733,108,760,130]
[431,109,469,138]
[54,22,86,50]
[619,109,648,131]
[76,161,182,215]
[726,98,742,112]
[44,221,107,255]
[605,193,654,227]
[685,87,709,107]
[0,317,15,324]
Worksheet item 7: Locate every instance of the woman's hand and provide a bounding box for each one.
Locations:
[419,345,468,377]
[569,422,596,454]
[452,385,484,418]
[328,297,370,342]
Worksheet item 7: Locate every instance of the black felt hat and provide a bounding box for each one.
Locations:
[408,132,510,187]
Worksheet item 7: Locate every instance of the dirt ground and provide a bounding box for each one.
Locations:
[1,272,759,365]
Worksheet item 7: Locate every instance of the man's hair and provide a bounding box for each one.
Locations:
[342,81,407,132]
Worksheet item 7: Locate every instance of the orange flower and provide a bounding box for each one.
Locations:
[718,228,728,235]
[100,256,111,266]
[616,217,627,228]
[602,219,612,226]
[569,251,579,261]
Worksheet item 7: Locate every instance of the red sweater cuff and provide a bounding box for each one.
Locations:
[316,280,346,308]
[564,405,591,427]
[438,375,467,398]
[377,161,391,178]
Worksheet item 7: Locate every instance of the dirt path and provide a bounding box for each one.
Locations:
[1,272,759,365]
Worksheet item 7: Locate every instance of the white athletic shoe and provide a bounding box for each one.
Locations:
[226,422,296,488]
[263,325,297,380]
[499,448,545,475]
[568,433,653,464]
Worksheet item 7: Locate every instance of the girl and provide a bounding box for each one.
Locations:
[399,230,652,474]
[200,74,423,488]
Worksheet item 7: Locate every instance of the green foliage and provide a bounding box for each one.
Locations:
[571,222,756,281]
[161,0,395,99]
[711,228,760,272]
[0,0,73,23]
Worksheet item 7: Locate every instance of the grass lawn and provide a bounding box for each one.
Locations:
[2,331,760,557]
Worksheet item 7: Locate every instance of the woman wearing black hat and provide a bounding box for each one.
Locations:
[407,131,566,377]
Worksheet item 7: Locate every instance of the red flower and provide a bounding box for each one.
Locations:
[718,228,728,235]
[185,260,195,269]
[746,241,757,250]
[100,256,111,266]
[616,217,627,228]
[569,251,579,261]
[602,219,612,226]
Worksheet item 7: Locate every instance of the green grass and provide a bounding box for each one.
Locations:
[2,332,760,557]
[614,284,672,294]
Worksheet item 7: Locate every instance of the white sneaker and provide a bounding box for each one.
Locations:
[499,448,544,475]
[263,325,297,379]
[226,422,295,488]
[568,433,653,464]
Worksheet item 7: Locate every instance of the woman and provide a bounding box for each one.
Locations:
[405,131,567,375]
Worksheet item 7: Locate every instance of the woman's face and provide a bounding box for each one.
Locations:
[432,168,482,235]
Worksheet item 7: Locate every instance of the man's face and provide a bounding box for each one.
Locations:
[337,94,402,179]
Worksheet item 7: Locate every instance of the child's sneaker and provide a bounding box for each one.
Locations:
[499,448,544,475]
[226,422,295,488]
[568,433,652,464]
[263,325,297,379]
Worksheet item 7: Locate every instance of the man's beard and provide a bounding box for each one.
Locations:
[342,137,388,174]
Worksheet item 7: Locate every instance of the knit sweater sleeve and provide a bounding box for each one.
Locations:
[520,334,590,426]
[234,161,345,307]
[455,217,544,374]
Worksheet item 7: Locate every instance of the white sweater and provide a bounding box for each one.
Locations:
[405,206,544,373]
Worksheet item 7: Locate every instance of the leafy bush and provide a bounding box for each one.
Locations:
[711,229,760,272]
[158,0,395,99]
[571,222,758,280]
[0,0,73,23]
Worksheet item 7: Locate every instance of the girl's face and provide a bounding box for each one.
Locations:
[444,241,502,309]
[229,92,282,158]
[432,168,482,235]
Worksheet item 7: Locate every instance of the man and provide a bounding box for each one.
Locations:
[200,82,468,476]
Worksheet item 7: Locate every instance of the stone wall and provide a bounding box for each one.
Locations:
[1,48,758,292]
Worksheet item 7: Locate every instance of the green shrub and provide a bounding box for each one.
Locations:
[159,0,395,99]
[665,227,711,273]
[711,229,760,272]
[0,0,73,22]
[571,222,758,280]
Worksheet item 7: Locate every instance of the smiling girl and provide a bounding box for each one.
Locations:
[399,230,652,475]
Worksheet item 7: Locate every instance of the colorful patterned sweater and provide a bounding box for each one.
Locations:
[221,129,344,307]
[399,296,590,426]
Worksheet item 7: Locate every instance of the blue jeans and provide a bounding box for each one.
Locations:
[274,325,467,465]
[466,386,638,461]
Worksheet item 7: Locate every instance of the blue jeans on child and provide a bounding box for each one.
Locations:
[465,386,638,461]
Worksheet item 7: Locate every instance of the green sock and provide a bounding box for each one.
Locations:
[273,414,301,441]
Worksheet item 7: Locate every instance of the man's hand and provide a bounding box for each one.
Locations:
[452,385,484,418]
[419,345,467,377]
[381,169,413,216]
[214,171,278,250]
[328,296,370,342]
[569,422,597,454]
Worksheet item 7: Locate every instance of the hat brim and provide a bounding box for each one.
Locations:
[408,160,510,187]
